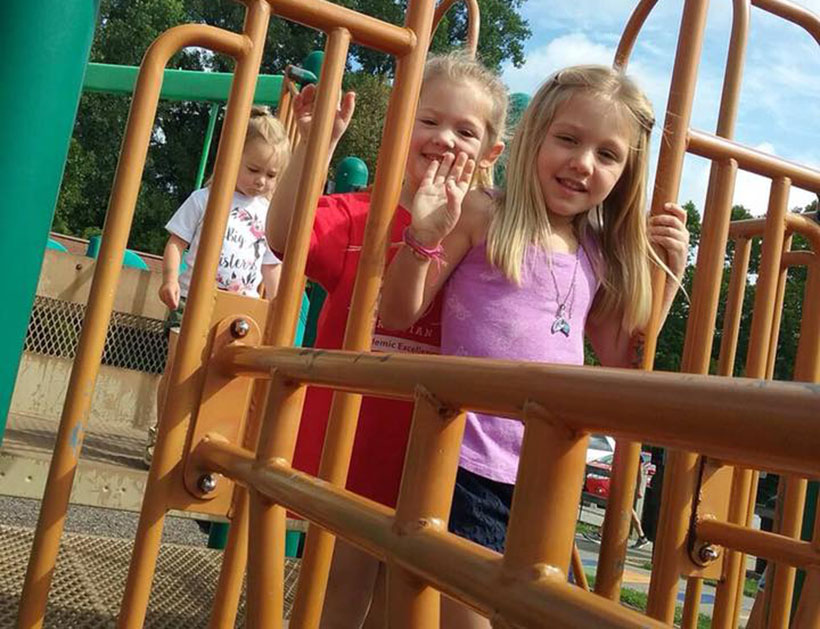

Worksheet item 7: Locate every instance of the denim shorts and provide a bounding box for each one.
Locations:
[448,466,514,553]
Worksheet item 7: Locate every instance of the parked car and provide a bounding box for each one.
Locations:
[582,449,656,505]
[586,434,615,463]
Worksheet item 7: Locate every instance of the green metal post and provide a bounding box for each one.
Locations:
[0,1,100,444]
[195,103,221,189]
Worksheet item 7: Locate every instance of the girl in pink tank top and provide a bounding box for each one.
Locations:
[381,65,689,626]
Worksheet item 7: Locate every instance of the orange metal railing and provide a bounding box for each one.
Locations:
[14,0,820,628]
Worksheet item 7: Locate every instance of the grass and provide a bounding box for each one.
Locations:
[576,521,599,536]
[583,572,712,629]
[703,575,760,599]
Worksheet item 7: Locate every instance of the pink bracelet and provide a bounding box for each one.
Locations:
[402,227,445,266]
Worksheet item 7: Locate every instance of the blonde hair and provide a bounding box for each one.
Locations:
[487,65,661,333]
[422,51,508,188]
[206,106,291,189]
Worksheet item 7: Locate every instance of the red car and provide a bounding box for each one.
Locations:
[583,452,656,503]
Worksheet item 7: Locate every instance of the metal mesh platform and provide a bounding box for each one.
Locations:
[0,524,300,627]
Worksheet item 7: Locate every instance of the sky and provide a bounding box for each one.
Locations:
[499,0,820,215]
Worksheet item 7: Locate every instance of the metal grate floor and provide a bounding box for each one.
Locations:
[0,524,300,627]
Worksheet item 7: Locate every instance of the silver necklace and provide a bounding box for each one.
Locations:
[549,249,581,337]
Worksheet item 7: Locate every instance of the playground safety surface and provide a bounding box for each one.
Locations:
[0,524,300,627]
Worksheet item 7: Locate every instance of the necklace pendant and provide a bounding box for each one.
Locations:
[551,304,571,337]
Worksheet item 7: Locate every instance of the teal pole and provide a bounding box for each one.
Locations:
[195,103,220,189]
[0,2,100,444]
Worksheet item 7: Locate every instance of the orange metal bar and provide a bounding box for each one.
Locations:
[751,0,820,45]
[679,577,702,629]
[765,235,792,378]
[16,22,249,629]
[502,406,589,605]
[730,212,820,249]
[289,0,435,622]
[197,436,671,629]
[712,177,792,629]
[687,130,820,191]
[387,389,466,627]
[602,1,749,599]
[792,478,820,627]
[269,0,415,56]
[115,6,272,628]
[717,237,751,376]
[432,0,480,56]
[572,545,590,591]
[614,0,660,68]
[632,0,712,616]
[222,346,820,477]
[766,477,809,628]
[697,519,820,569]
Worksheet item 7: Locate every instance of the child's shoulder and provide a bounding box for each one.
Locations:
[460,187,498,241]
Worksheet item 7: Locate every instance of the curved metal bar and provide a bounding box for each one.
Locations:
[269,0,415,56]
[16,22,249,629]
[728,211,820,251]
[432,0,480,56]
[752,0,820,45]
[614,0,659,69]
[687,130,820,193]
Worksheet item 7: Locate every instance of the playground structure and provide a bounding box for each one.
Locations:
[0,0,818,627]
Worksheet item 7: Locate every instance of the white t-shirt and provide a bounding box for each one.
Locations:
[166,188,281,298]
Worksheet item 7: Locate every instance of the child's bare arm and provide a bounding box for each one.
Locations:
[380,155,480,330]
[587,202,689,367]
[266,85,356,253]
[261,263,281,300]
[159,234,188,310]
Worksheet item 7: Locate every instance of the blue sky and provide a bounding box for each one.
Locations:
[500,1,820,215]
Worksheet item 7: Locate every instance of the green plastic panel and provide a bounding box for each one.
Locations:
[84,63,283,105]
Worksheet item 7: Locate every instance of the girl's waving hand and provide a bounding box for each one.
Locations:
[410,151,475,247]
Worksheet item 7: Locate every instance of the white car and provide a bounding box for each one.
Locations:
[586,434,616,463]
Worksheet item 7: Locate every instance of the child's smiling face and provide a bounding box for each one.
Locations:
[404,77,494,196]
[536,93,633,226]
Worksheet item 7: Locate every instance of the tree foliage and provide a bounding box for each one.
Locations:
[55,0,530,255]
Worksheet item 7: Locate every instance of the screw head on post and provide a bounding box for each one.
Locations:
[231,318,250,338]
[697,544,720,564]
[197,473,218,494]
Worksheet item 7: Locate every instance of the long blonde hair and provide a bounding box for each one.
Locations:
[422,52,508,188]
[487,65,660,333]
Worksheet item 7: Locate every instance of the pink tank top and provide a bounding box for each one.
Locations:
[441,241,599,483]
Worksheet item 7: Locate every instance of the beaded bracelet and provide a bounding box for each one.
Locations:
[402,227,445,266]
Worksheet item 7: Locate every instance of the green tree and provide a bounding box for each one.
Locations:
[55,0,530,255]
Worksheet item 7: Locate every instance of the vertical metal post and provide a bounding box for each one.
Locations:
[680,576,702,629]
[116,6,271,627]
[712,177,791,629]
[289,0,435,623]
[18,21,248,629]
[247,27,351,629]
[387,388,466,628]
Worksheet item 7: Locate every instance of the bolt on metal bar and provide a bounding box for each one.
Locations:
[697,519,820,570]
[16,21,249,629]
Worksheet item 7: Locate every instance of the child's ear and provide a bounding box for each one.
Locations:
[478,141,506,169]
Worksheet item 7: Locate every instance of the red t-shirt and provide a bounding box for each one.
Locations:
[294,192,442,507]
